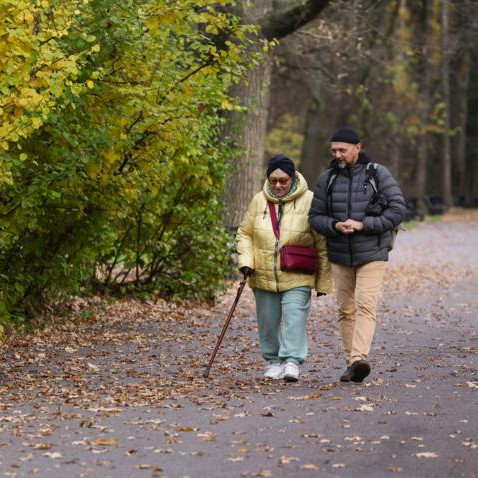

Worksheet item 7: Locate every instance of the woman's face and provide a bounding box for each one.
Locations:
[268,168,292,197]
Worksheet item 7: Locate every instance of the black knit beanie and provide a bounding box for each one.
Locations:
[266,154,295,178]
[330,126,361,144]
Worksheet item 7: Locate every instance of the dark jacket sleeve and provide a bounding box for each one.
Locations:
[308,171,341,238]
[362,164,406,234]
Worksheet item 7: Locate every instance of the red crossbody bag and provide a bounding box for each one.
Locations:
[268,201,318,275]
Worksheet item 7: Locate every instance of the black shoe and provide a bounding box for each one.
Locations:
[350,360,371,383]
[340,366,352,382]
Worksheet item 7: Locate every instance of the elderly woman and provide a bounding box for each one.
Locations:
[236,155,332,381]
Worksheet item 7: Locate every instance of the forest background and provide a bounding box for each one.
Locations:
[0,0,477,329]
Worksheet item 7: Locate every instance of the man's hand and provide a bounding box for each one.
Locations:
[335,219,364,234]
[343,219,364,231]
[335,221,354,234]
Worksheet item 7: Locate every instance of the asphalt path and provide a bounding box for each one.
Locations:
[0,210,477,478]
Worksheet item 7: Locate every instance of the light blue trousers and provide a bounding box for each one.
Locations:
[253,287,311,365]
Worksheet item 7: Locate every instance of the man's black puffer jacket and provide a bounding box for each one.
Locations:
[308,153,406,267]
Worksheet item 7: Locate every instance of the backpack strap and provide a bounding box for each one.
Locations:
[365,162,379,193]
[326,169,338,194]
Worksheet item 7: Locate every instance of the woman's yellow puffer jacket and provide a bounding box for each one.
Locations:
[236,172,332,294]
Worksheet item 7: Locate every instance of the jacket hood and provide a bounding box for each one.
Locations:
[263,171,309,203]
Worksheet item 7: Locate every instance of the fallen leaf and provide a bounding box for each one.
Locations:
[388,465,403,472]
[228,456,244,462]
[279,455,299,464]
[414,452,438,458]
[197,432,217,442]
[42,452,63,459]
[256,470,273,477]
[87,362,100,372]
[355,404,374,412]
[300,464,319,470]
[31,443,52,450]
[91,438,119,446]
[19,453,34,462]
[289,394,320,400]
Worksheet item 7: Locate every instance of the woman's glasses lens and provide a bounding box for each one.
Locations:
[269,178,290,185]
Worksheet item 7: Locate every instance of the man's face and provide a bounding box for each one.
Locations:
[329,141,361,168]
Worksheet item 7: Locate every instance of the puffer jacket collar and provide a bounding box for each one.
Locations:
[262,172,309,204]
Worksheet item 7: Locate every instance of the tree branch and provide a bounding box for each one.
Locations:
[258,0,331,40]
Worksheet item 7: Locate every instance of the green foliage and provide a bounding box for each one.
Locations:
[0,0,256,326]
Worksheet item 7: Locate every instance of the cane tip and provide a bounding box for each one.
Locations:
[203,371,209,378]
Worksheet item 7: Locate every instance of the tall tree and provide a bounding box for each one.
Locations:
[415,0,434,202]
[440,0,453,206]
[222,0,331,228]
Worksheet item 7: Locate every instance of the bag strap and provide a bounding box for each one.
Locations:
[365,162,379,193]
[268,201,280,240]
[326,170,338,194]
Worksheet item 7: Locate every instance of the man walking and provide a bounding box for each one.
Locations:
[309,127,406,383]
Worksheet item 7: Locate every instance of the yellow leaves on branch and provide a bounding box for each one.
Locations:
[0,1,94,162]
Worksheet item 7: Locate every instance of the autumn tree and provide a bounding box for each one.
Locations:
[0,0,255,326]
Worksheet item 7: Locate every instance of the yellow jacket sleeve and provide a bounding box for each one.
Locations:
[236,196,256,270]
[313,230,333,294]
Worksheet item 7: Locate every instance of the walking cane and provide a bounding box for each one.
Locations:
[203,277,247,378]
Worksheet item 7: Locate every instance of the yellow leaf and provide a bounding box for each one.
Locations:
[91,438,119,446]
[31,443,51,449]
[301,464,319,471]
[31,117,42,129]
[205,24,219,35]
[86,80,94,89]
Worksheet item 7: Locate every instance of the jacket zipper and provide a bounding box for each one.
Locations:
[274,238,280,292]
[273,202,284,292]
[347,168,354,266]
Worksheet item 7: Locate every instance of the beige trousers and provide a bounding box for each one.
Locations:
[331,261,386,364]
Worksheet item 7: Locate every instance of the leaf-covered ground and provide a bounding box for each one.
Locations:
[0,209,477,478]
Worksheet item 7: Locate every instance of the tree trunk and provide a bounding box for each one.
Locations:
[300,85,324,188]
[441,0,453,206]
[222,0,331,228]
[222,1,273,228]
[454,54,470,205]
[415,0,433,203]
[222,58,272,228]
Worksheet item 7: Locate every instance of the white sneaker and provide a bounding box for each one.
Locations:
[264,362,284,379]
[283,361,299,382]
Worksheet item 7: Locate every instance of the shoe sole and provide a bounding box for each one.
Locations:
[283,374,299,383]
[350,362,371,383]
